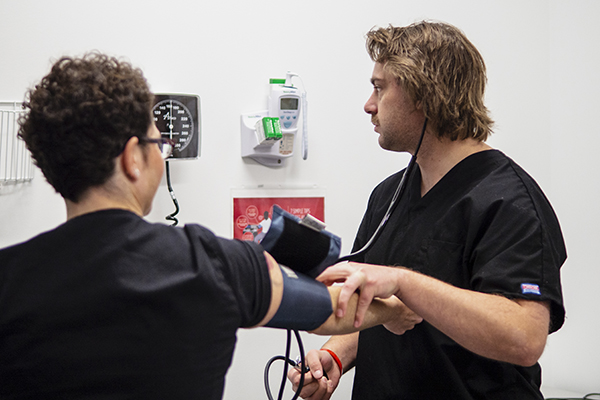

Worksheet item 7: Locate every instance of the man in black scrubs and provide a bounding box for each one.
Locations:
[0,53,421,400]
[289,21,566,400]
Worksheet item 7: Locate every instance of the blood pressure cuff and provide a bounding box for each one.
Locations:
[265,264,332,331]
[260,205,341,278]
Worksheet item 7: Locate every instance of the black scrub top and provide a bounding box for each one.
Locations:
[351,150,566,400]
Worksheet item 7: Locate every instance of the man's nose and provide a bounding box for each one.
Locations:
[364,94,377,114]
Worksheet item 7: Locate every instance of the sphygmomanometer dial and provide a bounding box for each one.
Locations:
[153,99,195,153]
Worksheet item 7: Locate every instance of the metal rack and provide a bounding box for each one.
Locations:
[0,101,34,185]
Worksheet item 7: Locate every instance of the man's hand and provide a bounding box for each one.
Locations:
[317,262,403,328]
[382,297,423,334]
[287,349,341,400]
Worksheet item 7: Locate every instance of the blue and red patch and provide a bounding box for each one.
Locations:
[521,283,541,295]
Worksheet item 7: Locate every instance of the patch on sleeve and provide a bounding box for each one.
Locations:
[521,283,541,295]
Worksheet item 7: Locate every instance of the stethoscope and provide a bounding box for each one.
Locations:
[337,117,428,263]
[265,118,428,400]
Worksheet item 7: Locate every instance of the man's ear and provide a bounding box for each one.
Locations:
[121,136,141,181]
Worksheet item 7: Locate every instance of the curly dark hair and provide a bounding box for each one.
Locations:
[18,52,154,202]
[366,21,494,141]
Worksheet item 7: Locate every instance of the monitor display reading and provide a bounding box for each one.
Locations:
[280,98,299,110]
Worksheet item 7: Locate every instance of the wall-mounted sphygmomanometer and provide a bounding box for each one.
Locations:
[241,72,307,167]
[152,94,201,225]
[152,94,201,160]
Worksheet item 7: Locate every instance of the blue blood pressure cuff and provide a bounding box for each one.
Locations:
[260,205,341,278]
[265,264,333,331]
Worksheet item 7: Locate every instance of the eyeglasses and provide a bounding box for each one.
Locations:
[138,137,176,159]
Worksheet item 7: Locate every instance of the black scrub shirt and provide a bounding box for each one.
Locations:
[351,150,566,400]
[0,210,272,400]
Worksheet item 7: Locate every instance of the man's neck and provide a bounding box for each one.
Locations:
[416,137,492,197]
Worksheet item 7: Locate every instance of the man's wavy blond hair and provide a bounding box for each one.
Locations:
[366,21,493,141]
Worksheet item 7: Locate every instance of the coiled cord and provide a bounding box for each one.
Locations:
[165,160,180,226]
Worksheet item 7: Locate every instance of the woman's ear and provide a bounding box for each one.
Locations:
[121,136,141,181]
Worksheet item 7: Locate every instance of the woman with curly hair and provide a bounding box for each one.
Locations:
[0,53,417,399]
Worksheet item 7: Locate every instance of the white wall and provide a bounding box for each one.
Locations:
[1,0,598,397]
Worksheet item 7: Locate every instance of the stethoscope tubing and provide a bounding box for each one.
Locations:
[336,118,428,263]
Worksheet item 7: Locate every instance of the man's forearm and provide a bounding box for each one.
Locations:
[395,268,551,366]
[318,262,551,367]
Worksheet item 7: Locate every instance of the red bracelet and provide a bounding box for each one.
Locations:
[321,348,343,374]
